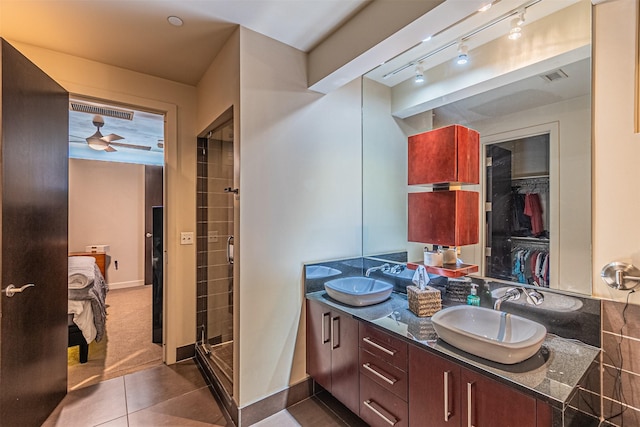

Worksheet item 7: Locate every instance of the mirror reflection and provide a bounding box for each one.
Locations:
[362,0,592,295]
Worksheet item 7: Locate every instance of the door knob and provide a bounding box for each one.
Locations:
[4,284,35,297]
[146,232,153,238]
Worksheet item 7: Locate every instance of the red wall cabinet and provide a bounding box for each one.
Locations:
[407,190,479,246]
[408,125,479,186]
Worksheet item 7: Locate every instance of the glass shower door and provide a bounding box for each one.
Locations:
[196,118,235,398]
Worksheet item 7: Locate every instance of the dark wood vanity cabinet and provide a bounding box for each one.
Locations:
[409,344,551,427]
[359,323,409,427]
[306,299,359,414]
[307,299,554,427]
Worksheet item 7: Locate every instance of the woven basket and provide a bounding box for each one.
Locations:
[407,285,442,317]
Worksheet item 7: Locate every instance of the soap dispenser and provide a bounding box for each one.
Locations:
[467,284,480,306]
[479,282,492,308]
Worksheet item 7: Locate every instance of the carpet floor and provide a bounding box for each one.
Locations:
[67,285,163,391]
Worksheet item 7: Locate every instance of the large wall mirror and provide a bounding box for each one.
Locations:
[362,0,592,295]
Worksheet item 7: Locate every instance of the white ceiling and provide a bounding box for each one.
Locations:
[0,0,369,86]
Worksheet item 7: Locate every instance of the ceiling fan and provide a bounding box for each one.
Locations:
[71,115,151,152]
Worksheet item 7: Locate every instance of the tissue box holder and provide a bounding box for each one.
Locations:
[407,285,442,317]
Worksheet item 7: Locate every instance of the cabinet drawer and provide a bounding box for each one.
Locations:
[360,323,407,370]
[360,348,407,401]
[360,375,408,427]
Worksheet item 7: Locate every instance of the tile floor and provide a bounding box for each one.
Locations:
[44,359,231,427]
[44,359,364,427]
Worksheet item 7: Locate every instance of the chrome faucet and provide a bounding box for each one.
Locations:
[493,287,521,310]
[365,263,390,277]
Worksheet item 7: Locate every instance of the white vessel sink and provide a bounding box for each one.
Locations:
[305,265,341,279]
[431,305,547,364]
[324,277,393,307]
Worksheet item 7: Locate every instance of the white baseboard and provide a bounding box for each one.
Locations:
[108,279,145,290]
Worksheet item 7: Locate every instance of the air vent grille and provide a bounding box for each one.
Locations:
[69,101,134,120]
[539,69,568,83]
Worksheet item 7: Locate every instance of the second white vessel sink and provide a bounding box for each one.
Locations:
[324,277,393,307]
[431,305,547,364]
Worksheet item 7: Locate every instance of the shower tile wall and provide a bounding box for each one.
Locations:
[196,138,208,339]
[196,136,234,345]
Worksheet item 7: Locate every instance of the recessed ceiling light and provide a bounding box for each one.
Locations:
[167,16,184,27]
[478,2,492,12]
[422,35,432,42]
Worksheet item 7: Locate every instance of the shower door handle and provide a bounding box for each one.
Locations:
[227,236,234,265]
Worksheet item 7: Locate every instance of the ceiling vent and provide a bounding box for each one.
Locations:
[69,100,134,120]
[539,69,569,83]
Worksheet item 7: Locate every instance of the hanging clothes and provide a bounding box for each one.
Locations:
[511,191,532,236]
[524,193,544,236]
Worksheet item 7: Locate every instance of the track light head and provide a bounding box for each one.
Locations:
[456,43,469,65]
[509,17,522,40]
[414,65,425,83]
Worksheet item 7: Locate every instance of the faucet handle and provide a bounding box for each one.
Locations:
[521,287,544,306]
[505,287,521,300]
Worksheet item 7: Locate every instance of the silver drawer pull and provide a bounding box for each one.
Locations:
[363,363,397,385]
[363,336,396,356]
[363,399,397,426]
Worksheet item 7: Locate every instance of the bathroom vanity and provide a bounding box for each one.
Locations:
[306,291,599,427]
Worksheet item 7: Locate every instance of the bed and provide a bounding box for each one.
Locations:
[68,253,109,363]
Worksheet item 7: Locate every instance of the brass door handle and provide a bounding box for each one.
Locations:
[4,284,35,297]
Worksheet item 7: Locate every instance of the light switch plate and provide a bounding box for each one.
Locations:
[180,232,194,245]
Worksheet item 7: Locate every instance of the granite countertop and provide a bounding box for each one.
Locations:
[306,290,600,408]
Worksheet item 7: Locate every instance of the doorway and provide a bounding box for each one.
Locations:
[484,133,550,284]
[195,115,236,401]
[67,97,165,389]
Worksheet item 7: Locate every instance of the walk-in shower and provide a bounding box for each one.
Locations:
[196,118,235,400]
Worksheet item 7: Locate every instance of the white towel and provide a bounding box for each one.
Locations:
[412,265,430,290]
[68,256,96,289]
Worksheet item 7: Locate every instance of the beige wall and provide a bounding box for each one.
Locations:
[592,0,640,305]
[10,41,198,364]
[237,28,362,407]
[196,28,241,398]
[69,159,145,288]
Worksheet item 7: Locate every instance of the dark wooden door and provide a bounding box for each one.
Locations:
[306,299,332,391]
[461,367,536,427]
[409,345,461,427]
[486,144,513,280]
[144,165,163,286]
[0,39,69,426]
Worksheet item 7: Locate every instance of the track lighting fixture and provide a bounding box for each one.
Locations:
[509,9,526,40]
[456,43,469,65]
[508,17,522,40]
[415,65,425,83]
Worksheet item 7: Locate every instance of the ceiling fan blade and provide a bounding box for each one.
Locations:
[86,135,110,150]
[110,142,152,151]
[102,133,124,142]
[105,145,117,152]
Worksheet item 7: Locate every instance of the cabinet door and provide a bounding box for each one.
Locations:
[409,346,461,427]
[461,368,536,427]
[331,312,360,415]
[306,299,332,391]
